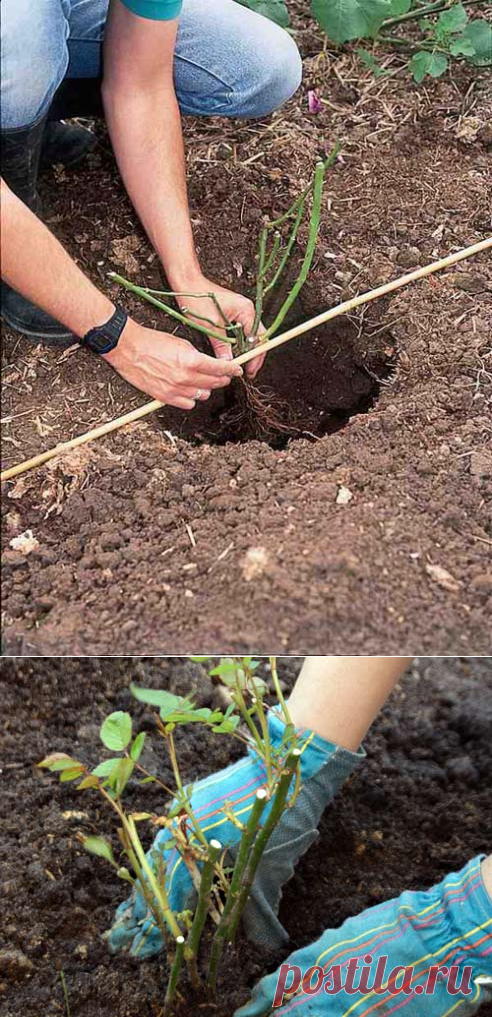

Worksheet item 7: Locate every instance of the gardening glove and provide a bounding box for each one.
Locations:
[107,709,364,958]
[236,855,492,1017]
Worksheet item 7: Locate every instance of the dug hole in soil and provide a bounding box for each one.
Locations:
[1,656,492,1017]
[1,1,491,654]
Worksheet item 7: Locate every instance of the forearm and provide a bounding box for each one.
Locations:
[289,656,413,750]
[1,180,115,337]
[102,13,200,288]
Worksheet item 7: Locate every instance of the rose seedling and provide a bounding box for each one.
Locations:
[39,657,302,1013]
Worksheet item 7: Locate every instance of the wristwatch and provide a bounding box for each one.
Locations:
[80,306,128,355]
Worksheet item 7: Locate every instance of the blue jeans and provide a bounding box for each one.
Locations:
[0,0,302,130]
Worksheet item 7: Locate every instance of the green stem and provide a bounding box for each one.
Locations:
[382,0,486,26]
[253,227,268,335]
[108,273,234,345]
[208,790,268,991]
[263,232,281,277]
[126,814,183,939]
[164,936,185,1013]
[269,657,292,729]
[59,971,71,1017]
[98,785,173,953]
[146,289,234,328]
[167,731,210,851]
[262,157,329,342]
[263,198,305,298]
[186,839,222,988]
[251,693,273,790]
[221,750,301,946]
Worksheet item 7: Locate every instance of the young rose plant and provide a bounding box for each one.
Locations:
[39,657,301,1013]
[109,151,339,357]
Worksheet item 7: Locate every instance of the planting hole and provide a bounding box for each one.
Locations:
[160,315,397,449]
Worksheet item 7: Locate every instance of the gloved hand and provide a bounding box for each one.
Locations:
[236,855,492,1017]
[107,709,364,958]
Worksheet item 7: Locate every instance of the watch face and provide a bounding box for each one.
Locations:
[88,331,113,354]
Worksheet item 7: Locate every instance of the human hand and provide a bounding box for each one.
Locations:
[104,318,242,408]
[106,711,355,959]
[235,855,490,1016]
[174,276,267,379]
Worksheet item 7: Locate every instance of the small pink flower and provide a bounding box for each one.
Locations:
[308,89,323,114]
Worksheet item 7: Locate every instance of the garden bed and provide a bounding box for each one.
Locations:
[1,656,492,1016]
[1,4,491,654]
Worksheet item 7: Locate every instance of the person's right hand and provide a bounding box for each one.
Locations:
[104,318,243,408]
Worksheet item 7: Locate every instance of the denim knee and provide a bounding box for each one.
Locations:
[238,27,302,118]
[1,0,70,129]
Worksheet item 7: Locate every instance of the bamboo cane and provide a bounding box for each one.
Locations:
[1,236,490,483]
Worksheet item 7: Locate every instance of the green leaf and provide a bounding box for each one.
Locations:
[108,757,135,796]
[356,47,388,76]
[100,712,132,751]
[131,685,195,712]
[38,753,82,772]
[92,758,121,777]
[59,766,86,782]
[426,52,449,77]
[236,0,289,27]
[311,0,411,44]
[83,835,115,865]
[130,732,146,762]
[76,775,100,790]
[212,716,241,734]
[409,50,448,82]
[461,19,492,64]
[437,3,467,36]
[188,657,210,663]
[449,36,475,56]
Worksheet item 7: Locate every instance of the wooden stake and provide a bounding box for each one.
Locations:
[2,236,490,483]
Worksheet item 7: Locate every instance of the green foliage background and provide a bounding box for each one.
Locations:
[237,0,492,81]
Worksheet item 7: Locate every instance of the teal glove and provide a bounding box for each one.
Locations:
[236,855,492,1017]
[107,710,363,958]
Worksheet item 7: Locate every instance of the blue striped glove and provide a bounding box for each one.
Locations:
[107,709,363,957]
[236,855,492,1016]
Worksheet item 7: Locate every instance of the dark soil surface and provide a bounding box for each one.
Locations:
[1,656,491,1017]
[1,4,492,654]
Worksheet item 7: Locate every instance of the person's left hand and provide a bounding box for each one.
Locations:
[175,276,267,379]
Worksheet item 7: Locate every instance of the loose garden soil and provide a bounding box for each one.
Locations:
[1,2,492,654]
[1,656,491,1016]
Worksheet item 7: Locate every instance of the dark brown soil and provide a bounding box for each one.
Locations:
[1,5,492,654]
[1,656,491,1017]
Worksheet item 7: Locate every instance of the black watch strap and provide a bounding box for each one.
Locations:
[80,305,128,355]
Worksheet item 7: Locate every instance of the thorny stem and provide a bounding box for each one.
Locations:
[166,730,210,851]
[269,657,292,729]
[164,936,186,1013]
[108,274,235,345]
[146,289,234,329]
[186,839,222,987]
[262,157,329,342]
[97,784,175,951]
[126,814,183,939]
[252,228,268,335]
[251,693,273,790]
[263,232,281,277]
[208,790,268,991]
[263,198,305,298]
[221,749,301,946]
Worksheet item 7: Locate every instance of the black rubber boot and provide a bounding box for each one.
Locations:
[1,115,74,346]
[40,120,96,172]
